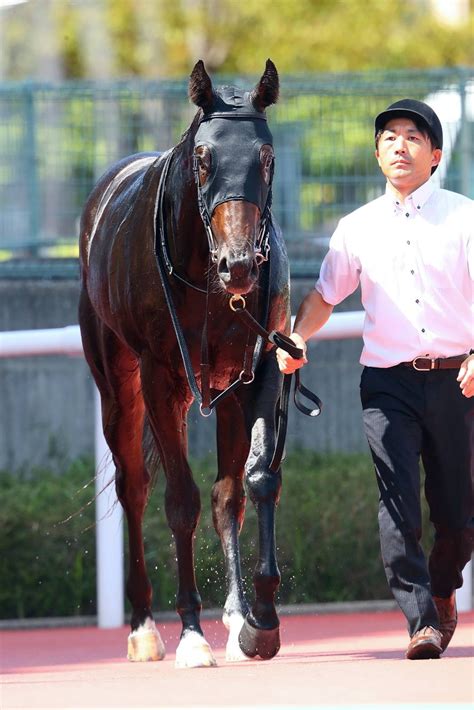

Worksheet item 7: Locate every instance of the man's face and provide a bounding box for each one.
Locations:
[375,117,442,193]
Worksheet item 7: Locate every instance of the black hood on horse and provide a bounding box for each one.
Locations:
[194,86,274,218]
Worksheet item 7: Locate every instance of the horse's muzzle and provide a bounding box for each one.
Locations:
[217,251,259,295]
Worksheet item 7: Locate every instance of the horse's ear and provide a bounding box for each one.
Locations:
[251,59,279,111]
[189,60,214,112]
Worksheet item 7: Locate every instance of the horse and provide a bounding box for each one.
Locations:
[79,59,290,668]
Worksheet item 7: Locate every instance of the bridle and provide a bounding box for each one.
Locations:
[193,129,273,266]
[192,98,275,266]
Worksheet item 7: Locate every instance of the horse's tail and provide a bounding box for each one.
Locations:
[142,414,161,492]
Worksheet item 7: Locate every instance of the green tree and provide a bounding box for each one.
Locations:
[0,0,472,80]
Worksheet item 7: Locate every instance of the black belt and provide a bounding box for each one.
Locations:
[399,355,468,371]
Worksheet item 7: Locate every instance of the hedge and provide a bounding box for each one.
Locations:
[0,452,433,619]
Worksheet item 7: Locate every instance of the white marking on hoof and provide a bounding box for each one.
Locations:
[223,612,250,662]
[127,618,165,662]
[175,630,217,669]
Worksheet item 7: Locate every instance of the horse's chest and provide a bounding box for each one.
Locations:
[189,319,253,390]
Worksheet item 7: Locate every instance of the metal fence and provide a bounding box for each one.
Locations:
[0,67,472,275]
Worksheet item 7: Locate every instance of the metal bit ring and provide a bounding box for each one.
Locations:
[229,294,246,312]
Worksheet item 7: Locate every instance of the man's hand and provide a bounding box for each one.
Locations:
[276,333,308,374]
[457,354,474,397]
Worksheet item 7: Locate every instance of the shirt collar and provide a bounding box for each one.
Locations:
[385,179,436,212]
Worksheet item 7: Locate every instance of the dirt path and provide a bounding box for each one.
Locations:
[1,610,473,709]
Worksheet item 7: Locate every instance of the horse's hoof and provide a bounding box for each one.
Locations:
[238,619,280,660]
[127,619,165,662]
[175,630,217,669]
[222,612,250,662]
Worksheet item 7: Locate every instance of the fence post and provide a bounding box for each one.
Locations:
[94,387,125,628]
[25,85,40,256]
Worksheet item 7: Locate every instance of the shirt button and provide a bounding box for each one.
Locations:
[421,328,425,333]
[417,206,420,209]
[411,270,415,274]
[407,240,411,245]
[415,299,420,304]
[405,212,410,217]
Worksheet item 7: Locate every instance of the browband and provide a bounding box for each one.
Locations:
[199,111,267,122]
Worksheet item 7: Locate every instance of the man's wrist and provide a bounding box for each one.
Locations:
[290,332,306,346]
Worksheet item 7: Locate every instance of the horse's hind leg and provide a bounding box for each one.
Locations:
[213,395,251,661]
[79,291,164,661]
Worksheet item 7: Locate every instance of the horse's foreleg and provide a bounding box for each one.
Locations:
[213,395,250,661]
[238,356,282,660]
[140,355,216,668]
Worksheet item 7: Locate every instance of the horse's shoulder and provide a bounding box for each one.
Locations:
[99,152,162,186]
[82,152,161,220]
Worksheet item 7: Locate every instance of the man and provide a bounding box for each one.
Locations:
[277,99,474,660]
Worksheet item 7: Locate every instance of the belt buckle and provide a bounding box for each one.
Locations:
[412,357,434,371]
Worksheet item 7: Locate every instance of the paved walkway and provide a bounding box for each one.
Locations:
[1,610,473,709]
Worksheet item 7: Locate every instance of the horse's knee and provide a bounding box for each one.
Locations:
[245,466,281,505]
[165,477,201,534]
[211,480,246,533]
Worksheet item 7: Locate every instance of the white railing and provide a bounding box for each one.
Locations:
[0,312,471,626]
[0,324,124,628]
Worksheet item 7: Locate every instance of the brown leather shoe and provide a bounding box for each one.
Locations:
[406,626,443,660]
[433,593,457,651]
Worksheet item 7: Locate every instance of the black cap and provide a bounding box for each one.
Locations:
[375,98,443,150]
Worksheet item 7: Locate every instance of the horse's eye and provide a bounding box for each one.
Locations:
[195,146,211,186]
[260,145,274,184]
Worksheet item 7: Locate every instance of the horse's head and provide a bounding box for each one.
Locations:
[189,59,279,295]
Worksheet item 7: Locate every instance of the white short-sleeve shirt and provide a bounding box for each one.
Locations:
[315,180,474,367]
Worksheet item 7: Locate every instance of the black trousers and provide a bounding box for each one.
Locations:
[360,365,474,636]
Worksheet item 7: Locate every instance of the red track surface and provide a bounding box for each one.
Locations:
[1,610,473,709]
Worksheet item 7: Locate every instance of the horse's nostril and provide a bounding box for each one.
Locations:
[217,251,259,291]
[217,256,230,280]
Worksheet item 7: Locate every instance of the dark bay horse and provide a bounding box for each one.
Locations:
[79,59,289,667]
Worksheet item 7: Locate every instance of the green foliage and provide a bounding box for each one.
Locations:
[276,451,385,602]
[1,0,473,80]
[0,459,96,619]
[0,451,435,619]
